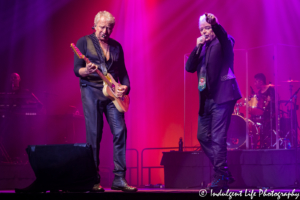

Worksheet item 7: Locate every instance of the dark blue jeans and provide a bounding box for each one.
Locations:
[197,98,236,177]
[81,85,127,182]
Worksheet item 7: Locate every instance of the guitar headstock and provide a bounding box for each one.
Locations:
[70,43,85,59]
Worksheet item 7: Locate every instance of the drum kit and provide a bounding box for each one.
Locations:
[227,80,300,150]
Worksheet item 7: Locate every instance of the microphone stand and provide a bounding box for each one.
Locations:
[270,92,273,148]
[285,87,300,187]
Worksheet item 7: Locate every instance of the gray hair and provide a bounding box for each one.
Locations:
[199,13,218,28]
[94,11,115,27]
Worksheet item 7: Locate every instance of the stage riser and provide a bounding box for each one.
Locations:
[161,150,300,188]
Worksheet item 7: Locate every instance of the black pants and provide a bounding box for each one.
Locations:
[197,98,236,177]
[81,85,127,182]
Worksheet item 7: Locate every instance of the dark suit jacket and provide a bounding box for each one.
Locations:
[185,23,241,114]
[74,34,130,94]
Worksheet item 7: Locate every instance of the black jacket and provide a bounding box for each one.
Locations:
[74,35,130,94]
[185,23,241,113]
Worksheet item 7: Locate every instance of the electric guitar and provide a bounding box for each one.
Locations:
[70,43,130,112]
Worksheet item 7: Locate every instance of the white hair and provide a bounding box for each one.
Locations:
[94,11,115,27]
[199,13,218,28]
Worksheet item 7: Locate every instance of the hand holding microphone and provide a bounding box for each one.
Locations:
[197,35,206,46]
[196,35,206,54]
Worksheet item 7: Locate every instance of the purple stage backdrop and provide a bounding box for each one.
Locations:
[0,0,300,187]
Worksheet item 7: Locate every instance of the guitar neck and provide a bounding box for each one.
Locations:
[83,56,112,88]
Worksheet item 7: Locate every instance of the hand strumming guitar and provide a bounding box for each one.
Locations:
[117,85,128,97]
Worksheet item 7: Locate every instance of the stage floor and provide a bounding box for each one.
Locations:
[161,150,300,189]
[1,188,300,200]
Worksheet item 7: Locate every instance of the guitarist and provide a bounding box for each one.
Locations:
[73,11,136,192]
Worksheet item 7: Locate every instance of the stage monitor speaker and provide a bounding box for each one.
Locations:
[15,143,97,193]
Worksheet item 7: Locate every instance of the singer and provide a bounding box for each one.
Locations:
[185,13,242,191]
[73,11,136,192]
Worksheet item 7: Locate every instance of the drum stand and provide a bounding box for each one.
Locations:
[258,93,275,149]
[285,86,300,148]
[285,86,300,187]
[235,102,259,149]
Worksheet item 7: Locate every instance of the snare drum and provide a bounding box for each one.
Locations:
[227,115,259,150]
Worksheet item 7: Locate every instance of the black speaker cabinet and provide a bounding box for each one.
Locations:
[15,143,97,193]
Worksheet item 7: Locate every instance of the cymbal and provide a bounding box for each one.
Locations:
[278,100,289,103]
[267,84,280,87]
[278,100,295,105]
[282,80,299,83]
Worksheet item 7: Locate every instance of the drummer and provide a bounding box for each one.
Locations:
[253,73,277,148]
[254,73,275,115]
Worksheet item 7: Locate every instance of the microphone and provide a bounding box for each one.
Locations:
[196,43,202,55]
[196,36,206,55]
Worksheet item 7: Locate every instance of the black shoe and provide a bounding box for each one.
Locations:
[206,175,228,192]
[91,183,105,192]
[111,177,137,192]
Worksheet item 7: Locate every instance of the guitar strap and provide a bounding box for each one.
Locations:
[88,33,108,76]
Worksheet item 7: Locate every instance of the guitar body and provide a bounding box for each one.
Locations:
[70,43,130,113]
[102,73,130,113]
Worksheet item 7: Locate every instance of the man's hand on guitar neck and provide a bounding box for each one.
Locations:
[79,63,98,77]
[117,85,128,97]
